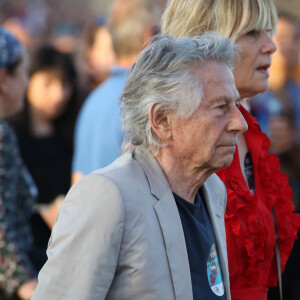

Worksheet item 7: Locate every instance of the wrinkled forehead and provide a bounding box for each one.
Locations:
[195,61,235,83]
[234,0,278,39]
[198,62,239,103]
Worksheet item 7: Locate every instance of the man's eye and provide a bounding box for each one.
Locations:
[235,101,241,108]
[218,104,227,111]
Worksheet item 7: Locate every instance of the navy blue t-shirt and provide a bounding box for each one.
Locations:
[174,191,226,300]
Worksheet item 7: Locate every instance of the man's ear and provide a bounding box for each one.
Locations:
[148,104,172,142]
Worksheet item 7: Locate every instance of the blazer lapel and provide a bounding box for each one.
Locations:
[154,192,193,300]
[202,182,224,257]
[133,148,193,300]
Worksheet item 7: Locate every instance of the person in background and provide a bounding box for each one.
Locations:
[0,27,37,300]
[3,17,32,50]
[161,1,300,299]
[11,46,78,272]
[77,15,116,93]
[32,32,247,300]
[51,23,79,55]
[71,0,162,184]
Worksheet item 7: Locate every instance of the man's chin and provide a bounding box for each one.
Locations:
[213,156,234,171]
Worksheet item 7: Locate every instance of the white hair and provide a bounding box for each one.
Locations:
[120,32,238,151]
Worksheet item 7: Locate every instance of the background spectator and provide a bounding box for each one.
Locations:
[77,15,116,94]
[0,26,38,300]
[71,0,162,184]
[11,46,79,272]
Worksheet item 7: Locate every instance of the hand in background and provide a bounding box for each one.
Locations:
[71,171,84,186]
[17,278,38,300]
[39,195,64,229]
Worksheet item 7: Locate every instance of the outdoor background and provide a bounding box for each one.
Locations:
[0,0,299,48]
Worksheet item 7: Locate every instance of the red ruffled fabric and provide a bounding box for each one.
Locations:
[217,105,300,289]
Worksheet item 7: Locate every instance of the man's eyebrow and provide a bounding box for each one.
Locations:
[211,96,241,104]
[225,96,242,103]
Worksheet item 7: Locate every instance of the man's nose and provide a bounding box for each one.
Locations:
[228,106,248,134]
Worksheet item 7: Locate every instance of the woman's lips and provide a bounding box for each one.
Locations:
[256,64,270,76]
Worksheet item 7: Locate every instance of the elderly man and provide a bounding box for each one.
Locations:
[32,33,247,300]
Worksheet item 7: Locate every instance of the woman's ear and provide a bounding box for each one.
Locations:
[148,104,172,142]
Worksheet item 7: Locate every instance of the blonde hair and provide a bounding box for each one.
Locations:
[161,0,278,41]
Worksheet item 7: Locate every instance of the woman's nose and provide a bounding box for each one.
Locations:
[262,32,277,55]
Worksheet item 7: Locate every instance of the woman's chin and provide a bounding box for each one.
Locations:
[239,83,270,99]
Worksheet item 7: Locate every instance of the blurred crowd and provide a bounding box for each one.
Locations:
[0,0,299,299]
[0,0,165,299]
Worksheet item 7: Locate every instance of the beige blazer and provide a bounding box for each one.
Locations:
[32,147,230,300]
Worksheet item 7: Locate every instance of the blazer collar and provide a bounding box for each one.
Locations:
[133,147,193,300]
[133,147,170,199]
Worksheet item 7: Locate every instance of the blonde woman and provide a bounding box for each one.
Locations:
[161,1,300,299]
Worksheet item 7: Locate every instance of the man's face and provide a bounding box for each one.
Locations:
[169,61,247,173]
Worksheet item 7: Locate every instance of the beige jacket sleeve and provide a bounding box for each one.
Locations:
[32,173,125,300]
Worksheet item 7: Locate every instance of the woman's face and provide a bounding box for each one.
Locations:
[27,69,72,121]
[0,52,28,118]
[233,28,277,98]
